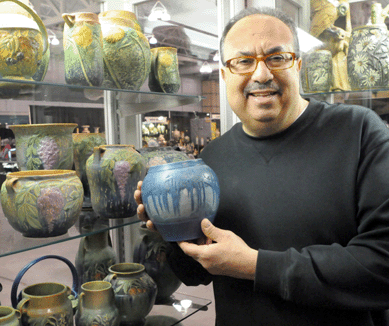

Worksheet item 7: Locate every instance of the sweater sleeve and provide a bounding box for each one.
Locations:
[254,110,389,310]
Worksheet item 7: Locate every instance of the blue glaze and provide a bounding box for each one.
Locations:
[141,159,220,241]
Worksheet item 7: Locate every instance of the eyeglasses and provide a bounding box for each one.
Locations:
[225,52,297,75]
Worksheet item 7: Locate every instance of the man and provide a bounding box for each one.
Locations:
[135,7,389,325]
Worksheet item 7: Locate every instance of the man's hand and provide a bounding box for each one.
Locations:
[178,219,258,280]
[134,180,156,231]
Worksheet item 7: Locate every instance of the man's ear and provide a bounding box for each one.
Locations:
[297,57,302,72]
[221,67,226,81]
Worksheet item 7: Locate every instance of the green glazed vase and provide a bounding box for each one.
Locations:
[98,10,151,90]
[86,145,147,219]
[10,123,77,171]
[62,12,104,87]
[104,263,157,326]
[149,47,180,93]
[73,132,106,206]
[75,281,119,326]
[301,50,332,93]
[0,170,83,237]
[0,306,20,326]
[0,0,49,88]
[138,146,189,168]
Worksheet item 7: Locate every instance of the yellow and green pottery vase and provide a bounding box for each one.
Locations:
[0,0,49,87]
[98,10,151,90]
[149,47,180,93]
[10,123,77,170]
[86,145,147,219]
[73,131,106,206]
[0,170,83,237]
[0,306,20,326]
[62,12,104,87]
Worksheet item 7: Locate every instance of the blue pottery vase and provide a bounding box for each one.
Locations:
[141,159,220,241]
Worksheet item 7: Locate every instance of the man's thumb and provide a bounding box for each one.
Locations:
[201,219,218,240]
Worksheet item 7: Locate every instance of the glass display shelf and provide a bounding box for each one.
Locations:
[302,87,389,99]
[147,292,211,326]
[0,202,141,258]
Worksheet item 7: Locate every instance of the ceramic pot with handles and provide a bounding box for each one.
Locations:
[11,255,79,326]
[0,306,20,326]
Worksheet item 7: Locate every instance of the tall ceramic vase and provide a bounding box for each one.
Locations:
[73,131,106,206]
[347,24,389,90]
[75,281,120,326]
[0,0,49,88]
[104,263,157,326]
[62,12,104,87]
[86,145,147,219]
[98,10,151,90]
[149,47,181,93]
[10,123,77,171]
[75,229,117,288]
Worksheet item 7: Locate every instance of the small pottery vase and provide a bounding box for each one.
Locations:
[86,145,147,219]
[0,0,49,88]
[0,306,20,326]
[104,263,157,326]
[142,159,220,241]
[301,50,332,93]
[0,170,83,237]
[62,12,104,87]
[347,24,389,90]
[10,123,77,171]
[149,47,180,93]
[11,255,79,322]
[75,228,117,288]
[138,146,189,168]
[133,224,182,303]
[75,281,120,326]
[73,131,106,206]
[98,10,151,90]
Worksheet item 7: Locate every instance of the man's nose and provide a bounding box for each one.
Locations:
[250,60,274,83]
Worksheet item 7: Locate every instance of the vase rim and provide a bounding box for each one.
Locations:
[81,281,112,292]
[352,23,387,30]
[22,282,67,298]
[98,144,135,149]
[147,158,202,173]
[10,123,78,129]
[0,306,16,320]
[108,262,145,275]
[7,170,76,179]
[151,47,178,52]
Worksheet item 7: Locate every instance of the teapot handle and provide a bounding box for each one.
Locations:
[11,255,79,308]
[0,0,48,55]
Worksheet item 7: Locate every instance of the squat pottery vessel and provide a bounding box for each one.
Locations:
[10,123,77,171]
[141,159,220,241]
[301,50,332,93]
[1,170,83,237]
[0,0,49,87]
[62,12,104,87]
[86,145,147,219]
[138,146,189,168]
[133,224,182,303]
[149,47,180,93]
[104,263,157,326]
[0,306,20,326]
[98,10,151,90]
[75,281,119,326]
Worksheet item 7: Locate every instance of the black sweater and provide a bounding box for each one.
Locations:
[167,98,389,325]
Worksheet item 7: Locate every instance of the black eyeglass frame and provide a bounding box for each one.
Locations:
[225,52,297,75]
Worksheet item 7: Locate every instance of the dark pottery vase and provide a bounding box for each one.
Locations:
[0,306,20,326]
[11,255,79,325]
[149,47,180,93]
[75,228,117,289]
[86,145,147,219]
[1,170,83,237]
[62,12,104,87]
[138,146,189,168]
[10,123,77,171]
[141,159,220,242]
[75,281,120,326]
[98,10,151,90]
[301,50,332,93]
[133,224,181,303]
[104,263,157,326]
[347,24,389,90]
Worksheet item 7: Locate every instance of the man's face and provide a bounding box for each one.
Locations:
[221,14,303,137]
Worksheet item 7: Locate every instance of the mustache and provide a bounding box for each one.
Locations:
[244,81,280,98]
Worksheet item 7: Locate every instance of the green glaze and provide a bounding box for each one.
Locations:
[32,46,50,82]
[10,123,77,171]
[149,47,180,93]
[0,307,20,326]
[99,10,151,90]
[138,146,189,168]
[86,145,147,219]
[0,170,83,237]
[104,263,157,326]
[63,12,104,87]
[73,132,106,205]
[301,50,332,93]
[75,281,119,326]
